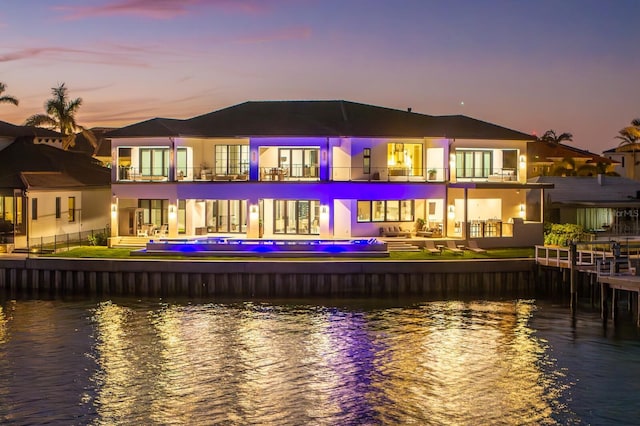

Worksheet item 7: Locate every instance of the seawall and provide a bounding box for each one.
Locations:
[0,257,541,298]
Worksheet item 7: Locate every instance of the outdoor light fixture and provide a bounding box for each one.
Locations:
[251,151,257,163]
[519,155,526,168]
[250,204,259,215]
[111,203,117,216]
[169,204,176,217]
[321,205,328,215]
[519,203,525,218]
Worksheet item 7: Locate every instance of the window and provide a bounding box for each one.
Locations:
[68,197,76,222]
[278,148,319,178]
[363,148,371,174]
[177,148,188,178]
[456,150,492,178]
[55,197,61,219]
[215,145,249,175]
[273,200,320,234]
[139,199,168,227]
[140,148,169,177]
[357,200,414,222]
[387,143,423,176]
[178,199,186,234]
[31,198,38,220]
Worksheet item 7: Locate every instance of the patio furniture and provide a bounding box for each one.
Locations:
[466,240,487,254]
[445,240,464,255]
[380,225,411,237]
[424,240,441,255]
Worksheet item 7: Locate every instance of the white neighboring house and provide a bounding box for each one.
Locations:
[0,123,111,252]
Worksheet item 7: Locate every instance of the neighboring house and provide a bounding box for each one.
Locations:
[0,131,111,252]
[529,175,640,236]
[70,127,115,163]
[528,140,617,177]
[107,100,552,247]
[603,146,640,181]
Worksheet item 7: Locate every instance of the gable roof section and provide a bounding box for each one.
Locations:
[0,137,110,189]
[0,120,62,138]
[529,141,615,164]
[107,100,535,140]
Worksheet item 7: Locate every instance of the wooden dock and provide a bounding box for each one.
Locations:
[535,244,640,326]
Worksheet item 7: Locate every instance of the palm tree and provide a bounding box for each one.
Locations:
[615,118,640,179]
[0,82,19,106]
[538,130,573,145]
[24,83,96,150]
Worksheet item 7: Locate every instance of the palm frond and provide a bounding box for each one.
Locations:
[24,114,58,128]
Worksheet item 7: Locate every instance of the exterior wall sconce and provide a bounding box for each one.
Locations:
[320,205,328,215]
[519,155,526,168]
[111,203,117,216]
[322,150,327,162]
[448,204,455,219]
[169,204,177,217]
[251,150,257,163]
[250,204,259,216]
[519,203,525,218]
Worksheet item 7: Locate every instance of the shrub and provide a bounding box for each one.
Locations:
[88,231,108,246]
[544,223,585,246]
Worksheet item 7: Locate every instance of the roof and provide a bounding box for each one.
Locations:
[0,137,110,189]
[530,175,640,205]
[107,100,535,140]
[0,120,62,138]
[528,141,615,164]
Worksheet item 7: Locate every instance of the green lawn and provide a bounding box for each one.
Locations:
[44,246,535,260]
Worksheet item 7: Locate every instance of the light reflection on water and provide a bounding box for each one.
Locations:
[1,297,639,424]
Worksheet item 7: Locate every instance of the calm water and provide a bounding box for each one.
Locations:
[0,296,639,425]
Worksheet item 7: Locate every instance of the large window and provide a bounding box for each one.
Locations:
[279,148,319,178]
[176,148,188,178]
[55,197,61,219]
[387,143,423,176]
[0,195,20,239]
[363,148,371,174]
[274,200,319,235]
[456,150,492,178]
[205,200,247,233]
[139,199,168,227]
[31,198,38,220]
[357,200,414,222]
[215,145,249,176]
[140,148,169,177]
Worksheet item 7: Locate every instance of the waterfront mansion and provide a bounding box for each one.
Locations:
[107,100,551,247]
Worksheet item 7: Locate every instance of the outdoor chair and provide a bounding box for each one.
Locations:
[466,240,487,254]
[445,240,464,255]
[424,240,441,255]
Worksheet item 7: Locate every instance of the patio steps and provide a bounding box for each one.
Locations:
[110,236,149,248]
[385,240,421,252]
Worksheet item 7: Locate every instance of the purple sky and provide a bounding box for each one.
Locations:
[0,0,638,153]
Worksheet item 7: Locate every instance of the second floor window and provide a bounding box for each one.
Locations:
[55,197,61,218]
[31,198,37,220]
[140,148,169,177]
[456,150,492,178]
[363,148,371,174]
[216,145,249,175]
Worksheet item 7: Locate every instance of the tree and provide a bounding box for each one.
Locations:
[24,83,96,150]
[615,118,640,179]
[0,82,19,106]
[538,129,573,145]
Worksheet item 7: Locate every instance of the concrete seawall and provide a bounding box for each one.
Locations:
[0,258,538,298]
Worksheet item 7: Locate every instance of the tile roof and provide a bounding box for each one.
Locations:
[0,137,110,189]
[106,100,534,140]
[528,141,615,164]
[0,120,62,138]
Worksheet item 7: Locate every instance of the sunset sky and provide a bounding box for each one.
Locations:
[1,0,638,153]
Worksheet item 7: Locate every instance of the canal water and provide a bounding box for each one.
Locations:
[0,295,639,425]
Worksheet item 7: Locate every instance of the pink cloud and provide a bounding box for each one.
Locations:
[55,0,268,20]
[236,26,312,44]
[0,46,150,68]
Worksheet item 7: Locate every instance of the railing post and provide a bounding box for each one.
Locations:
[570,241,577,312]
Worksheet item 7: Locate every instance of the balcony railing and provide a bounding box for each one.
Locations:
[115,165,520,183]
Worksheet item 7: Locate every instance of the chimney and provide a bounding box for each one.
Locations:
[407,107,412,113]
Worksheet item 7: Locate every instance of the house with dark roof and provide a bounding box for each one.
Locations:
[107,100,551,248]
[0,134,111,252]
[603,145,640,181]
